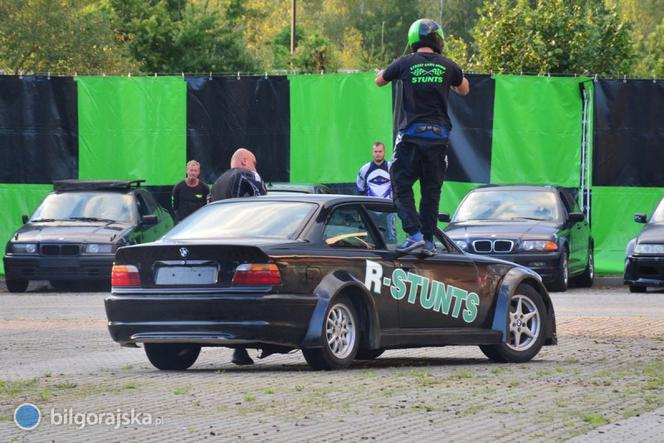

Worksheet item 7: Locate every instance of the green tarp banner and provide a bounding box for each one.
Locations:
[491,75,589,187]
[77,76,186,185]
[0,184,52,274]
[289,73,393,183]
[591,186,664,274]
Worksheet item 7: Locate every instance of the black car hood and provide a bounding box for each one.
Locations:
[637,223,664,243]
[12,222,132,244]
[445,220,560,240]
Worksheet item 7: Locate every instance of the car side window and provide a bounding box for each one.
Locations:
[364,205,401,250]
[135,194,149,216]
[324,207,378,250]
[137,191,157,214]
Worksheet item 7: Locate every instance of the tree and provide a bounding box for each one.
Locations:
[110,0,259,73]
[633,17,664,77]
[0,0,134,74]
[472,0,634,76]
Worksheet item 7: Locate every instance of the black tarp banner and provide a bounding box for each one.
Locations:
[447,74,494,183]
[186,76,290,185]
[0,76,77,183]
[593,79,664,187]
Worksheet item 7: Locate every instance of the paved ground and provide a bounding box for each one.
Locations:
[1,278,663,442]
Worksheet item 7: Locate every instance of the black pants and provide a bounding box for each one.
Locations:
[390,137,448,241]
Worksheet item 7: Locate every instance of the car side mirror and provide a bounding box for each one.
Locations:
[567,212,585,223]
[141,214,158,226]
[634,213,647,223]
[438,213,451,223]
[21,215,29,224]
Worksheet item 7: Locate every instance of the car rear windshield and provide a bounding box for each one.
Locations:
[164,201,316,240]
[454,190,560,222]
[31,192,136,223]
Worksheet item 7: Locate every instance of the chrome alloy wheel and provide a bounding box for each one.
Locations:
[506,294,541,351]
[326,303,356,359]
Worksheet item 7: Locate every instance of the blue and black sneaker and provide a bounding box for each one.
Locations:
[421,240,437,257]
[395,232,425,253]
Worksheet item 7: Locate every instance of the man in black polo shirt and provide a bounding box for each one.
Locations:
[375,18,469,256]
[171,160,209,223]
[210,147,266,365]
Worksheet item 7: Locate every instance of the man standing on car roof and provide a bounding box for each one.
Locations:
[210,147,267,365]
[357,141,392,199]
[171,160,209,223]
[375,18,469,256]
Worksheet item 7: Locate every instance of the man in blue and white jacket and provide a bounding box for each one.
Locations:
[357,141,392,199]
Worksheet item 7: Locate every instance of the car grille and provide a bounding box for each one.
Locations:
[40,244,81,256]
[471,240,514,254]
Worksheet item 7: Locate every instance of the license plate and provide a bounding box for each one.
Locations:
[155,266,218,285]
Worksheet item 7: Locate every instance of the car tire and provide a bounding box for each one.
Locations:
[480,284,547,363]
[574,245,594,288]
[355,348,385,360]
[144,343,201,370]
[6,278,28,293]
[302,295,359,370]
[629,285,646,293]
[548,252,569,292]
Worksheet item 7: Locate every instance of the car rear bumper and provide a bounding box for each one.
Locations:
[3,254,115,281]
[104,291,318,348]
[476,251,563,282]
[624,256,664,288]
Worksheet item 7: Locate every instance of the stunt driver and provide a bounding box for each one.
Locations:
[375,18,469,256]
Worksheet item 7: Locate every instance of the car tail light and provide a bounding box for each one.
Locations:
[111,265,141,287]
[232,263,282,286]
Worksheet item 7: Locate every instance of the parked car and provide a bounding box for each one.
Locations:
[624,196,664,293]
[443,185,593,292]
[3,180,174,292]
[105,194,557,371]
[266,182,331,195]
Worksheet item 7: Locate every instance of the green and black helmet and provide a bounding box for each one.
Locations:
[408,19,445,54]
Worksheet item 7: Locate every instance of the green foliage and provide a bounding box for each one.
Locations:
[110,0,259,73]
[271,25,337,72]
[0,0,134,74]
[472,0,634,75]
[633,17,664,77]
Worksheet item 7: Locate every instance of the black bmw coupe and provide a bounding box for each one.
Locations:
[105,195,557,371]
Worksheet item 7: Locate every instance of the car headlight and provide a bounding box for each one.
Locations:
[520,240,558,252]
[454,240,468,251]
[10,243,38,254]
[634,243,664,255]
[84,244,113,254]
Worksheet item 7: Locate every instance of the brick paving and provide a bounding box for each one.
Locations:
[1,279,663,442]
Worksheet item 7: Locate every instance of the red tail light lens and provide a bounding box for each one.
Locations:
[111,264,141,287]
[232,263,282,286]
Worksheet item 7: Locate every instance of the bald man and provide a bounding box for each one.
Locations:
[209,147,267,365]
[210,148,267,202]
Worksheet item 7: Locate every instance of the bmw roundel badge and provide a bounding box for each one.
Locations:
[179,247,189,258]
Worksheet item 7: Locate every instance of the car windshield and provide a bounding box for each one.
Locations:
[164,201,316,240]
[454,190,560,222]
[31,192,136,223]
[650,198,664,223]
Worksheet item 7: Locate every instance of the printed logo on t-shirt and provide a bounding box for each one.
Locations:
[409,63,446,84]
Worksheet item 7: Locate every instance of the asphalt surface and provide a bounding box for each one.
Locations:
[1,277,663,442]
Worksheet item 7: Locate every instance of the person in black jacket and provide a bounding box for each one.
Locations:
[171,160,209,223]
[375,18,469,256]
[210,147,266,365]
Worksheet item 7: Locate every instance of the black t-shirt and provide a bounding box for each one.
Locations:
[210,168,267,202]
[171,180,210,222]
[383,52,463,131]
